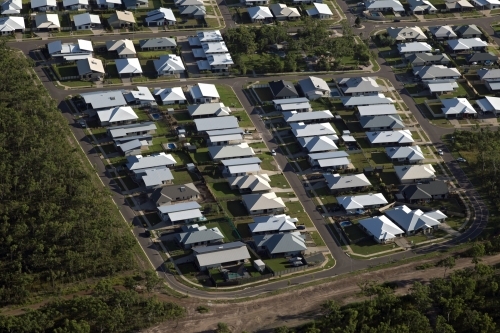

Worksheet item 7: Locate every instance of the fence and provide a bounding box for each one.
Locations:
[269,265,307,277]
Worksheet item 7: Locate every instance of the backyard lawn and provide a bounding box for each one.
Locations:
[164,240,192,260]
[171,170,197,184]
[189,147,212,164]
[220,200,249,218]
[263,258,294,273]
[215,84,243,108]
[285,201,313,227]
[204,220,240,242]
[208,182,240,199]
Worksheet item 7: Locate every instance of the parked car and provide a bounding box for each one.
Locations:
[297,225,306,230]
[271,149,276,156]
[457,157,467,162]
[78,120,86,128]
[437,149,444,156]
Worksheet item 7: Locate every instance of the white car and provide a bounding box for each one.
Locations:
[457,157,467,162]
[437,149,444,156]
[271,149,276,156]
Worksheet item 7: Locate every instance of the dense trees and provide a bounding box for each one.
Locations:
[0,42,138,305]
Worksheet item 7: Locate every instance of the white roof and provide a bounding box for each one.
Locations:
[142,167,174,188]
[115,58,143,74]
[339,76,383,94]
[428,82,458,93]
[106,39,136,56]
[283,110,333,123]
[201,41,228,54]
[476,96,500,112]
[80,90,127,109]
[298,135,338,152]
[195,242,250,267]
[227,163,261,175]
[306,2,333,15]
[385,146,424,161]
[76,57,105,75]
[318,157,350,168]
[395,164,436,181]
[385,205,442,233]
[359,215,404,242]
[342,94,394,106]
[128,86,154,102]
[365,0,404,11]
[413,65,461,80]
[73,13,101,26]
[448,38,487,51]
[324,173,371,190]
[242,192,286,211]
[425,210,447,221]
[441,98,476,116]
[1,0,22,14]
[387,26,427,41]
[228,174,270,191]
[430,25,457,38]
[0,16,24,32]
[197,29,223,42]
[408,0,436,12]
[337,193,388,210]
[190,83,219,99]
[154,87,187,102]
[298,76,330,94]
[358,104,397,116]
[194,116,239,131]
[398,42,433,53]
[145,7,176,23]
[127,153,177,171]
[366,130,414,144]
[247,6,273,19]
[31,0,56,8]
[207,53,234,66]
[188,103,231,117]
[291,122,336,138]
[97,106,138,123]
[63,0,88,6]
[35,13,60,29]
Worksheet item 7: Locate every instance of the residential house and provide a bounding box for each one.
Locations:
[116,139,149,156]
[298,135,339,153]
[269,3,301,20]
[385,205,444,235]
[397,42,433,54]
[140,37,177,50]
[405,53,451,67]
[192,41,228,58]
[124,86,155,105]
[149,183,200,206]
[176,0,203,7]
[134,166,174,188]
[31,0,56,11]
[358,215,404,243]
[454,24,482,38]
[467,52,497,65]
[306,3,333,19]
[337,193,389,214]
[106,39,136,58]
[366,130,414,146]
[478,68,500,91]
[471,0,500,9]
[395,164,436,184]
[123,0,148,9]
[76,57,105,80]
[324,173,372,193]
[221,157,262,177]
[126,153,177,171]
[253,233,306,258]
[108,122,157,140]
[407,0,437,13]
[97,106,138,126]
[273,98,312,112]
[445,0,474,11]
[0,16,24,35]
[153,54,185,76]
[385,146,425,164]
[197,53,234,72]
[176,225,224,249]
[247,6,273,22]
[228,174,271,193]
[80,90,127,110]
[179,5,206,18]
[441,98,477,118]
[188,30,223,47]
[387,26,427,42]
[283,110,334,124]
[356,104,398,118]
[96,0,121,8]
[73,13,101,30]
[115,58,143,77]
[1,0,21,15]
[194,116,239,133]
[298,76,330,100]
[157,201,204,224]
[144,7,176,26]
[242,192,286,215]
[47,39,93,61]
[207,128,244,146]
[342,94,394,107]
[290,122,337,138]
[188,103,231,118]
[108,11,136,29]
[398,180,449,203]
[429,25,457,40]
[268,80,299,99]
[35,13,60,30]
[448,38,487,52]
[364,0,404,12]
[338,77,384,96]
[308,151,350,169]
[190,83,220,103]
[194,242,251,271]
[413,65,461,81]
[154,87,187,104]
[476,96,500,115]
[359,115,405,131]
[63,0,88,9]
[249,214,298,235]
[243,0,269,5]
[208,143,255,161]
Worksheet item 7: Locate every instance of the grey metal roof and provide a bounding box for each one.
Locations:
[429,25,457,38]
[194,241,245,254]
[142,167,174,188]
[405,52,450,65]
[324,173,372,190]
[290,122,336,138]
[208,144,255,160]
[117,139,142,152]
[188,103,231,117]
[467,52,497,62]
[126,153,177,170]
[298,76,330,94]
[194,242,250,267]
[80,90,127,109]
[308,151,349,160]
[222,157,262,166]
[339,76,384,94]
[283,110,333,123]
[359,115,405,129]
[139,37,177,49]
[342,94,393,106]
[149,183,200,205]
[273,97,310,105]
[242,193,285,211]
[144,7,176,23]
[298,135,338,153]
[253,233,306,254]
[176,227,224,245]
[158,201,201,214]
[357,104,398,117]
[455,24,481,37]
[385,205,442,233]
[413,65,460,79]
[227,174,271,192]
[249,214,297,233]
[206,128,244,136]
[114,134,152,144]
[385,146,424,161]
[194,116,238,132]
[108,122,156,139]
[478,68,500,80]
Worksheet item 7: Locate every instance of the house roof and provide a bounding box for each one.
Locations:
[141,167,174,188]
[31,0,55,8]
[206,53,234,66]
[1,0,22,15]
[476,96,500,111]
[196,29,223,42]
[202,41,228,53]
[0,16,24,31]
[253,233,306,254]
[140,37,177,49]
[80,90,127,109]
[154,86,187,102]
[308,151,349,161]
[73,13,100,26]
[123,0,148,8]
[209,143,255,160]
[116,139,142,152]
[76,57,104,75]
[180,5,206,16]
[150,183,200,205]
[194,116,239,132]
[385,205,443,232]
[441,98,476,116]
[145,7,176,23]
[114,134,152,145]
[208,133,243,143]
[395,164,436,181]
[291,122,336,138]
[387,26,427,41]
[63,0,88,6]
[455,24,481,36]
[188,103,231,117]
[207,128,245,136]
[337,193,388,210]
[338,76,383,94]
[283,110,333,123]
[109,122,157,139]
[190,83,219,99]
[413,65,461,79]
[298,135,338,152]
[397,42,433,53]
[124,86,155,103]
[47,39,93,55]
[365,0,404,11]
[114,10,136,23]
[221,157,262,166]
[273,97,310,105]
[318,157,350,168]
[399,180,449,201]
[247,6,273,19]
[194,241,250,267]
[306,2,333,15]
[227,164,261,175]
[360,115,405,129]
[342,94,393,106]
[97,106,138,123]
[478,68,500,80]
[324,173,372,190]
[405,52,451,65]
[176,227,224,245]
[106,39,136,56]
[408,0,436,12]
[446,0,473,8]
[274,100,311,111]
[228,174,271,192]
[115,58,143,74]
[429,25,457,38]
[385,145,424,161]
[467,52,497,62]
[249,214,297,233]
[357,104,398,117]
[448,38,487,51]
[366,130,414,144]
[242,192,286,211]
[425,210,447,221]
[126,152,177,170]
[359,215,404,241]
[158,201,201,213]
[268,80,299,98]
[269,3,301,18]
[298,76,330,94]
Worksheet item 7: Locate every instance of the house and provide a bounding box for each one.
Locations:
[123,0,148,9]
[298,76,330,100]
[115,58,143,77]
[364,0,404,12]
[283,110,334,124]
[138,167,175,188]
[144,7,176,26]
[306,3,333,18]
[338,77,384,96]
[176,0,203,7]
[35,13,60,30]
[153,55,185,76]
[366,130,414,146]
[96,0,121,8]
[358,215,404,243]
[398,180,449,203]
[269,3,301,20]
[149,183,200,206]
[80,90,127,110]
[97,106,138,126]
[342,94,394,107]
[63,0,88,10]
[154,87,187,104]
[190,83,220,103]
[448,38,487,52]
[208,143,255,161]
[116,139,149,156]
[395,164,436,184]
[268,80,299,99]
[254,233,306,258]
[188,30,223,47]
[47,39,93,61]
[108,122,157,139]
[73,13,101,30]
[337,193,389,214]
[244,0,269,5]
[221,157,262,177]
[228,174,271,193]
[192,41,228,58]
[140,37,177,50]
[197,53,234,72]
[385,205,443,235]
[126,153,176,176]
[397,42,433,54]
[194,116,239,133]
[176,225,224,249]
[207,128,244,146]
[291,122,336,138]
[308,151,350,169]
[188,103,231,118]
[407,0,437,13]
[357,104,398,118]
[385,146,425,164]
[467,52,497,65]
[31,0,56,11]
[242,192,286,215]
[387,26,427,42]
[179,5,206,18]
[0,16,24,35]
[106,39,136,58]
[324,173,372,193]
[108,11,136,29]
[298,135,338,153]
[413,65,461,81]
[405,53,451,67]
[247,6,273,22]
[249,214,297,235]
[429,25,457,40]
[478,68,500,91]
[455,24,482,38]
[471,0,500,9]
[360,115,405,131]
[445,0,474,10]
[124,86,155,105]
[157,201,204,224]
[273,98,312,112]
[441,98,477,118]
[76,57,105,80]
[1,0,21,15]
[476,96,500,115]
[194,241,251,271]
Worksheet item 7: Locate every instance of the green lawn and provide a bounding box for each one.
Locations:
[164,240,192,260]
[56,64,79,77]
[100,143,117,155]
[204,220,240,242]
[343,224,368,242]
[208,182,240,199]
[169,151,192,165]
[234,219,253,239]
[190,147,212,164]
[285,201,313,227]
[349,238,399,255]
[263,258,294,273]
[220,200,249,218]
[282,142,302,155]
[136,50,172,60]
[173,112,192,123]
[310,231,325,246]
[258,153,278,171]
[253,87,274,102]
[232,110,254,128]
[215,84,242,108]
[269,174,290,189]
[406,234,429,245]
[171,169,197,185]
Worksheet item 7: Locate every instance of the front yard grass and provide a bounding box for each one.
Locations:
[233,110,254,128]
[269,174,290,189]
[313,186,338,206]
[310,231,326,246]
[263,258,293,273]
[285,201,313,227]
[215,84,243,108]
[258,152,278,171]
[350,238,399,255]
[164,240,192,260]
